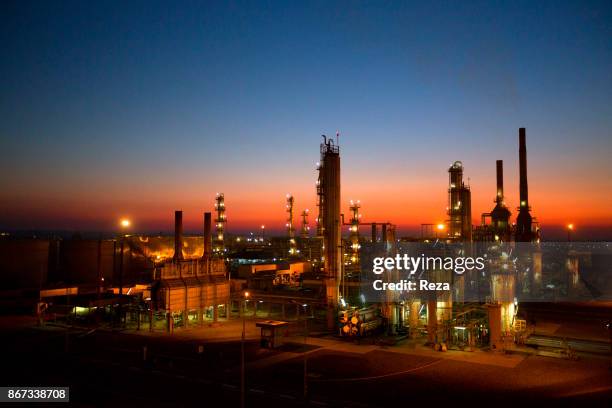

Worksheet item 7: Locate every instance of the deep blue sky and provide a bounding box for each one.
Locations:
[1,1,611,237]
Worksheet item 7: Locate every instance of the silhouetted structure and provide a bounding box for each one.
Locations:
[490,160,512,240]
[203,212,212,259]
[174,210,184,262]
[515,128,533,242]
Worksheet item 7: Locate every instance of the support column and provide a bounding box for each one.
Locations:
[487,303,502,350]
[409,301,420,338]
[427,299,437,345]
[213,284,218,323]
[389,304,397,335]
[199,280,204,325]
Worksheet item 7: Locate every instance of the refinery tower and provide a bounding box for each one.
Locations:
[317,135,342,319]
[447,161,472,241]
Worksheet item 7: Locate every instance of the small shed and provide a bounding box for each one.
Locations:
[256,320,289,349]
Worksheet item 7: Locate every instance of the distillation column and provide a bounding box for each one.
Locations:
[286,194,297,256]
[447,161,472,241]
[300,209,310,239]
[489,264,516,349]
[348,200,361,267]
[317,136,341,329]
[428,162,473,344]
[214,193,226,255]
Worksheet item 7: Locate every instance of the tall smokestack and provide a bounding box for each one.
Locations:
[491,159,511,240]
[381,224,387,249]
[519,128,528,206]
[203,212,211,259]
[516,128,533,242]
[174,210,184,261]
[496,160,504,202]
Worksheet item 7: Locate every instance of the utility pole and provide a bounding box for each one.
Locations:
[241,291,249,408]
[303,308,309,400]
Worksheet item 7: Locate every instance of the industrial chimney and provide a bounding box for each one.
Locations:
[515,128,533,242]
[381,223,387,249]
[203,212,212,259]
[496,159,504,201]
[174,210,184,261]
[519,128,529,207]
[490,160,511,240]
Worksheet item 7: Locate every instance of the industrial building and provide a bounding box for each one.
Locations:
[152,210,230,328]
[0,205,231,331]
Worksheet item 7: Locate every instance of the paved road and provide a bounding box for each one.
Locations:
[1,323,611,407]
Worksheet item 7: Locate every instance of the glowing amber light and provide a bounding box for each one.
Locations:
[567,223,574,230]
[120,219,131,228]
[437,223,445,230]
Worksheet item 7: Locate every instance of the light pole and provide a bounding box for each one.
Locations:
[118,218,131,327]
[303,304,309,401]
[567,223,574,242]
[260,225,265,241]
[241,291,250,408]
[436,223,445,239]
[118,219,131,293]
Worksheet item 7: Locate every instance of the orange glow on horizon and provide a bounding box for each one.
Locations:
[1,152,610,236]
[2,184,610,235]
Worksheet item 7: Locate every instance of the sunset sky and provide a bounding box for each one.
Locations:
[1,1,611,238]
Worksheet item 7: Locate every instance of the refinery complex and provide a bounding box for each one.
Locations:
[2,2,612,405]
[1,124,611,407]
[2,127,609,353]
